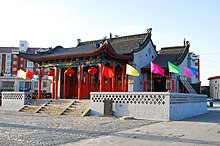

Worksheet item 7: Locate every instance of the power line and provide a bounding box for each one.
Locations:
[199,53,220,55]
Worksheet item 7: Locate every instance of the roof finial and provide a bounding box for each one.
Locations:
[147,28,152,33]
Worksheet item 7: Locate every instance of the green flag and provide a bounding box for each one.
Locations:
[168,61,182,74]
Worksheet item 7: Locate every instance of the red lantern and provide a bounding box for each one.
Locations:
[65,68,75,75]
[48,69,54,76]
[88,67,98,75]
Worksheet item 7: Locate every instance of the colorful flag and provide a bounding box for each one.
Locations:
[183,66,193,78]
[32,75,38,81]
[126,64,140,76]
[17,69,26,79]
[151,62,165,76]
[189,67,198,75]
[168,61,182,74]
[26,70,34,79]
[102,66,114,78]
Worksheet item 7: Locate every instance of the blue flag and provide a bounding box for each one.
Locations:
[189,67,198,75]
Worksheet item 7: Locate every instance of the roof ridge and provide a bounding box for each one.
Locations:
[78,32,148,46]
[161,46,185,50]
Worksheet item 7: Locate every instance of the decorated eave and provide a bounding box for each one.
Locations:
[133,28,156,53]
[19,41,132,64]
[19,31,152,67]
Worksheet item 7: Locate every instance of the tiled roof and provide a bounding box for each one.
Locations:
[19,31,152,62]
[77,33,149,55]
[143,42,190,68]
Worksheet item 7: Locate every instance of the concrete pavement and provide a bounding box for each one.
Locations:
[63,102,220,146]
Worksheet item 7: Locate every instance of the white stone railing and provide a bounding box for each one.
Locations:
[90,92,207,121]
[1,92,32,111]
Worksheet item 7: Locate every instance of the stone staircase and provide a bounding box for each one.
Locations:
[179,76,197,94]
[19,99,90,116]
[19,99,52,113]
[60,100,90,116]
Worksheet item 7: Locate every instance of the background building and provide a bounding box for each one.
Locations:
[0,41,51,95]
[208,76,220,100]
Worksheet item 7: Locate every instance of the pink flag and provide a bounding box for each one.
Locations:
[183,66,193,78]
[151,62,165,76]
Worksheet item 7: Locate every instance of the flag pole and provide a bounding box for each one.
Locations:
[169,72,171,92]
[151,64,153,92]
[23,79,26,92]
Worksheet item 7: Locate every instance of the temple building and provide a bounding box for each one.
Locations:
[19,28,200,99]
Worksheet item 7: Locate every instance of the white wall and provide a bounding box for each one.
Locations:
[133,41,157,91]
[90,92,207,121]
[209,79,220,100]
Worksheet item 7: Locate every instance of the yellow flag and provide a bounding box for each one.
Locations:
[17,69,26,79]
[126,64,140,76]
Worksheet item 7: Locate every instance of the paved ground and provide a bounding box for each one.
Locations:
[0,110,158,146]
[0,102,220,146]
[64,102,220,146]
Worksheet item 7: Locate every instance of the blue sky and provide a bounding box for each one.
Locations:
[0,0,220,85]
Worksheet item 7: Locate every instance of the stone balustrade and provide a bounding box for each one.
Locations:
[90,92,207,121]
[1,92,32,111]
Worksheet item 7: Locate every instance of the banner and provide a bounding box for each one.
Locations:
[151,62,165,76]
[103,66,114,78]
[168,61,182,74]
[126,64,140,76]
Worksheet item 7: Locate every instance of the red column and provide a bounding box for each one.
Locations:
[144,81,147,91]
[125,74,128,92]
[121,65,125,92]
[197,59,200,81]
[86,73,90,97]
[55,66,59,99]
[107,78,111,92]
[63,71,66,99]
[78,64,83,100]
[52,75,55,99]
[172,80,175,91]
[112,62,115,92]
[100,63,104,92]
[38,67,42,98]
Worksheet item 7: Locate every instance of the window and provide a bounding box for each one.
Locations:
[13,61,17,65]
[27,61,33,68]
[13,54,17,58]
[20,64,23,67]
[6,61,11,66]
[6,54,11,60]
[12,68,17,71]
[19,81,32,88]
[5,66,11,73]
[43,82,47,88]
[20,58,24,61]
[34,82,38,88]
[2,81,14,87]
